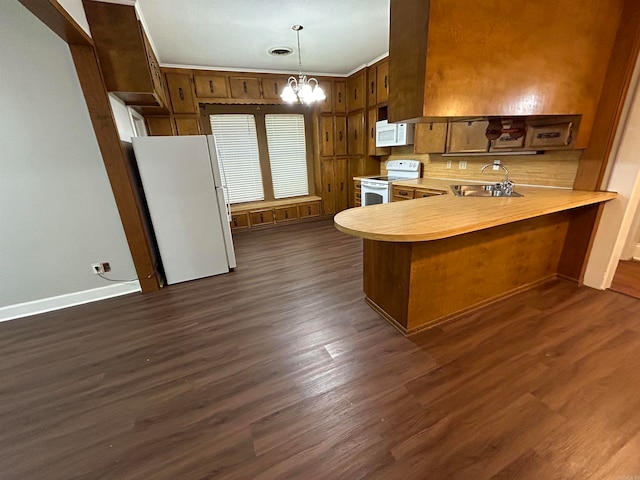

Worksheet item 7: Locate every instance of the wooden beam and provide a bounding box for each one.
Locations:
[69,44,162,292]
[18,0,92,46]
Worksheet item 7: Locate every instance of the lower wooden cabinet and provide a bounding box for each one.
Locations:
[354,180,362,207]
[322,157,348,215]
[392,185,447,202]
[230,197,322,231]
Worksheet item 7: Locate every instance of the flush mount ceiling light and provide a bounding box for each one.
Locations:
[280,25,326,104]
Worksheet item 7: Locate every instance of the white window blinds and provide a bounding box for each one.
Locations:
[265,114,309,199]
[209,114,264,204]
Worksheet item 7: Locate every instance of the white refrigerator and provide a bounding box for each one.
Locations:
[132,135,236,285]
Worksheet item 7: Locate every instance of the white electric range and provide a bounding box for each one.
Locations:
[360,160,421,206]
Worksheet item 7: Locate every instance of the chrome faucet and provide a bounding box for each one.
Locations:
[481,161,513,195]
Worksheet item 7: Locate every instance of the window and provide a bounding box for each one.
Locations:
[207,107,312,205]
[209,114,264,204]
[265,114,309,199]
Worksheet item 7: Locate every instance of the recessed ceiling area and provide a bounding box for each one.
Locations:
[136,0,390,76]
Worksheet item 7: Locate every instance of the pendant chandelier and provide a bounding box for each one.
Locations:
[280,25,326,104]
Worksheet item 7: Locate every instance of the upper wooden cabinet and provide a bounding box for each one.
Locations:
[333,81,347,113]
[388,0,625,148]
[367,67,378,107]
[446,120,489,154]
[165,73,197,114]
[318,80,333,113]
[376,61,389,104]
[260,75,290,100]
[414,122,447,154]
[194,74,228,98]
[347,72,366,112]
[83,1,167,108]
[229,76,262,99]
[347,112,365,155]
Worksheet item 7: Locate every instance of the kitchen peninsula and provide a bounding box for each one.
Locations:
[334,179,616,335]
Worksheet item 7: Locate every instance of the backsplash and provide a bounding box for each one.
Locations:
[382,147,581,188]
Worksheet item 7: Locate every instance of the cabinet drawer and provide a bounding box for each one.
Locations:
[249,209,275,226]
[275,206,299,222]
[261,75,290,99]
[392,186,415,199]
[414,187,446,198]
[298,202,321,218]
[230,212,250,230]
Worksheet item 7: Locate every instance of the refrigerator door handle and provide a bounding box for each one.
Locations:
[223,185,231,221]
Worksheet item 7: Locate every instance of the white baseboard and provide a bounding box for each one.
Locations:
[0,281,141,323]
[633,243,640,261]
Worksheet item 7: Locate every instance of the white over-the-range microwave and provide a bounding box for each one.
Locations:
[375,120,416,147]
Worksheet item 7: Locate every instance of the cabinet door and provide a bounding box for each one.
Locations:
[354,181,362,207]
[174,117,201,136]
[261,75,290,99]
[322,160,336,215]
[275,206,299,222]
[146,116,175,136]
[335,157,348,213]
[165,73,197,114]
[229,76,262,99]
[376,61,389,104]
[333,81,346,113]
[298,201,321,218]
[249,208,275,226]
[141,27,167,106]
[347,72,365,112]
[367,66,377,107]
[393,186,415,201]
[318,80,333,113]
[447,120,490,153]
[230,212,250,230]
[334,116,347,156]
[321,116,335,157]
[194,74,228,98]
[414,122,448,154]
[367,108,378,156]
[348,112,365,155]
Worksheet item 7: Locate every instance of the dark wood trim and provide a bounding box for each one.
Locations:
[574,0,640,190]
[69,44,161,292]
[18,0,93,46]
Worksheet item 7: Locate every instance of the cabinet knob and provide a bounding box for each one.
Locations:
[354,129,357,140]
[260,213,264,222]
[384,76,388,89]
[339,131,343,141]
[371,81,375,94]
[400,191,407,196]
[371,127,374,138]
[340,182,344,191]
[233,217,237,226]
[209,80,214,93]
[338,92,342,103]
[285,210,288,219]
[178,87,184,101]
[274,82,279,95]
[325,132,329,142]
[328,183,331,193]
[353,88,357,100]
[308,206,312,215]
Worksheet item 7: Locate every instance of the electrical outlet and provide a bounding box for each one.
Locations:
[446,160,452,169]
[458,160,467,170]
[493,159,501,171]
[91,262,111,274]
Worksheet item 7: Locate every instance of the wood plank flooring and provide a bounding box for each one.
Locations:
[611,259,640,299]
[1,218,640,479]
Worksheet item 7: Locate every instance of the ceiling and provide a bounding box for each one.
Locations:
[136,0,391,77]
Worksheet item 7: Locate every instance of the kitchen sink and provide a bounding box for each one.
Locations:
[450,184,523,197]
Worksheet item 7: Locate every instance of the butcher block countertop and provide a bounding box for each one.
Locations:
[335,178,617,242]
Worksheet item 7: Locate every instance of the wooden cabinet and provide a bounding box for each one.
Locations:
[376,61,389,104]
[194,74,228,98]
[320,116,347,157]
[298,201,321,218]
[318,80,333,113]
[388,0,624,148]
[333,81,347,113]
[322,158,348,215]
[250,209,275,226]
[414,122,447,154]
[165,73,197,114]
[446,120,489,153]
[347,72,366,112]
[367,66,378,107]
[392,186,415,201]
[261,75,290,100]
[146,116,175,136]
[230,212,250,230]
[229,76,261,99]
[348,112,365,155]
[174,116,201,136]
[275,206,299,222]
[414,187,446,198]
[367,108,391,156]
[83,1,167,107]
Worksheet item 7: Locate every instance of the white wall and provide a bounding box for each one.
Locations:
[0,1,139,318]
[55,0,91,36]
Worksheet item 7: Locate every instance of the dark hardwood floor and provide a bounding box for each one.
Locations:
[2,218,640,479]
[611,259,640,299]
